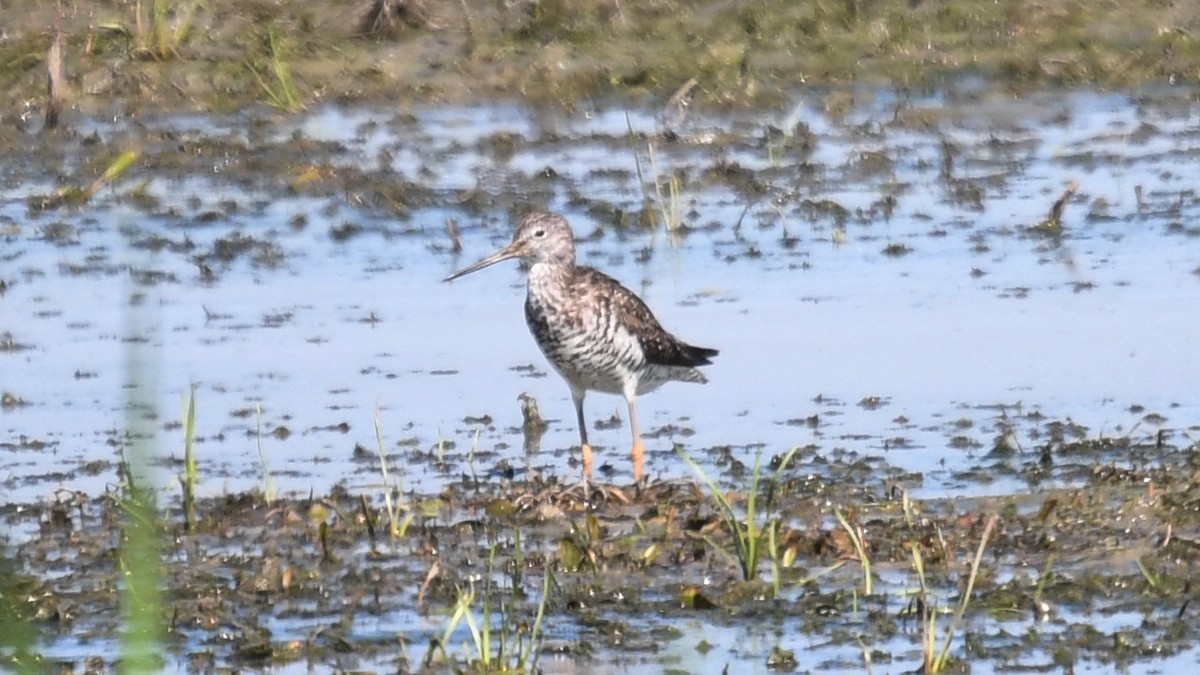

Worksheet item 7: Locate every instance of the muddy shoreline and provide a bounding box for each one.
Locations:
[3,434,1199,672]
[3,0,1200,126]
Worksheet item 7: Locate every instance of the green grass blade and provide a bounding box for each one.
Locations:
[833,508,872,595]
[933,514,999,671]
[173,0,204,47]
[119,275,164,674]
[255,403,275,506]
[154,0,169,58]
[373,408,403,537]
[522,561,554,668]
[677,447,753,579]
[440,594,468,650]
[743,451,763,579]
[768,519,781,597]
[1033,553,1055,605]
[181,388,198,531]
[119,487,163,673]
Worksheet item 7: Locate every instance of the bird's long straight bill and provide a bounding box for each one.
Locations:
[443,243,523,282]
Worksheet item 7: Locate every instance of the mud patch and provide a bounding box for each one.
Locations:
[3,431,1199,672]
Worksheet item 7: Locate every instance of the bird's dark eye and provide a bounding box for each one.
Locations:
[534,229,546,238]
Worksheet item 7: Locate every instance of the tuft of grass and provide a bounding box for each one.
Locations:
[910,536,938,672]
[678,445,801,586]
[648,143,684,231]
[623,111,684,232]
[929,514,998,672]
[832,507,873,595]
[373,409,413,538]
[557,513,602,578]
[1135,557,1160,590]
[905,489,999,674]
[902,490,940,673]
[1033,553,1055,606]
[246,24,303,111]
[134,0,203,61]
[429,538,554,672]
[116,468,164,673]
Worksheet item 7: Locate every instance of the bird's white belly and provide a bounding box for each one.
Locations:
[527,313,655,396]
[539,328,641,394]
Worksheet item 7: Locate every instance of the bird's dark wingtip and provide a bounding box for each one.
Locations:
[686,345,719,366]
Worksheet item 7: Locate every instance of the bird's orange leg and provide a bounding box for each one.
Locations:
[571,389,593,488]
[627,397,644,483]
[581,442,594,480]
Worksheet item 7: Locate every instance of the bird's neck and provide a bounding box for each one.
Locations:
[527,260,575,298]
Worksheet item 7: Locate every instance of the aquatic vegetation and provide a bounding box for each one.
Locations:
[557,513,602,577]
[3,0,1200,118]
[678,445,801,587]
[114,308,166,674]
[246,24,302,112]
[254,403,276,507]
[179,388,198,531]
[0,555,38,674]
[832,507,873,596]
[32,150,139,210]
[903,491,1000,673]
[626,113,685,231]
[89,0,201,62]
[649,144,685,232]
[134,0,203,61]
[431,537,554,673]
[373,409,413,538]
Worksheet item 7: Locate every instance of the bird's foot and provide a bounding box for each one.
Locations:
[558,474,630,506]
[631,473,649,498]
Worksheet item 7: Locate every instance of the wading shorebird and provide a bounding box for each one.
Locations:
[443,212,718,487]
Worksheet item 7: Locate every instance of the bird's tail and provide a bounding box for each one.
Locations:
[682,344,719,367]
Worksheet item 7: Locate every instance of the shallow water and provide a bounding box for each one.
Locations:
[3,87,1200,672]
[5,89,1197,503]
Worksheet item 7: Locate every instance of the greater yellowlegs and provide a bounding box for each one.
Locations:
[444,211,717,485]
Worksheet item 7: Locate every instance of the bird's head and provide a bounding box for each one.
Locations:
[443,212,576,281]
